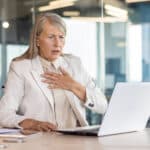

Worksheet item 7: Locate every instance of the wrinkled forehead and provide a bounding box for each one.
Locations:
[37,17,66,36]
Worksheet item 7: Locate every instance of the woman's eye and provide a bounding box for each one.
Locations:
[59,36,65,39]
[48,35,65,40]
[48,35,54,39]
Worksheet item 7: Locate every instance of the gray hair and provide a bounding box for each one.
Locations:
[14,13,66,61]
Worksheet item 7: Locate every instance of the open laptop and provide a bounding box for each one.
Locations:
[56,82,150,136]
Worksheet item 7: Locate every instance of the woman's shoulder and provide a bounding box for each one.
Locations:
[10,58,32,70]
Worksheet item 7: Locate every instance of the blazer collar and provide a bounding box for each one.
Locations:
[31,56,54,111]
[39,56,63,70]
[31,55,44,74]
[32,55,69,71]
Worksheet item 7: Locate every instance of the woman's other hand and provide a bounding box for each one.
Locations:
[19,119,57,132]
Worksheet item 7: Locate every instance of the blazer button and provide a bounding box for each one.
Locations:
[88,103,94,107]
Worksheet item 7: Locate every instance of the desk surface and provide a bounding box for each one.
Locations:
[0,128,150,150]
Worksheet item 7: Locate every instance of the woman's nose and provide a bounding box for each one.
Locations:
[54,37,61,46]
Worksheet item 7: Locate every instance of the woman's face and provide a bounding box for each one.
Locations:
[37,20,65,61]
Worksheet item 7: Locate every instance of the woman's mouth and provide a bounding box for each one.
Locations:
[52,50,60,53]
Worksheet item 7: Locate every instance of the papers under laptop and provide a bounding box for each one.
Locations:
[56,82,150,136]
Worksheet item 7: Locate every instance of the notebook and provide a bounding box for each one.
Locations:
[56,82,150,136]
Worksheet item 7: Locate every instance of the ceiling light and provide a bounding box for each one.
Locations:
[63,11,80,16]
[106,10,128,20]
[71,17,127,23]
[39,0,77,12]
[39,2,74,11]
[105,4,128,20]
[49,0,78,6]
[2,21,9,29]
[126,0,150,3]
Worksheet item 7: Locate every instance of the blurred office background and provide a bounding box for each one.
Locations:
[0,0,150,125]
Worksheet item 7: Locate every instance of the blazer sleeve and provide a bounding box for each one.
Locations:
[77,58,108,114]
[0,61,26,128]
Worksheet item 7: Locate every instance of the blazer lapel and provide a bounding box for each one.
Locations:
[63,57,88,126]
[65,91,88,126]
[31,56,54,111]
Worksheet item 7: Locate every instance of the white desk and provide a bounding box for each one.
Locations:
[0,128,150,150]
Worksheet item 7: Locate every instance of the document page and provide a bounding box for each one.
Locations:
[0,128,26,138]
[0,128,20,134]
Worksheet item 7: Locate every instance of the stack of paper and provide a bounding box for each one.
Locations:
[0,128,26,138]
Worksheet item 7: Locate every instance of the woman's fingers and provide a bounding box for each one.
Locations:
[36,122,57,132]
[42,72,59,78]
[47,122,57,130]
[41,73,60,83]
[41,70,73,90]
[37,124,50,132]
[59,67,69,75]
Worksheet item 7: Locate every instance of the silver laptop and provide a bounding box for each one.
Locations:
[56,82,150,136]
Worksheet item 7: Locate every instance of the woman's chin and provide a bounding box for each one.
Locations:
[48,55,60,61]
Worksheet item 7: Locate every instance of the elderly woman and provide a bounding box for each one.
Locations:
[0,13,107,132]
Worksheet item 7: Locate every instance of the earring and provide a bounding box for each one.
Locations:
[36,39,40,47]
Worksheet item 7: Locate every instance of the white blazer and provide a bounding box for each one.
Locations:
[0,54,107,128]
